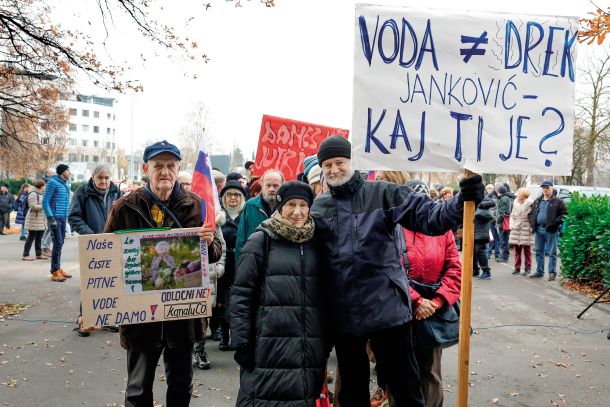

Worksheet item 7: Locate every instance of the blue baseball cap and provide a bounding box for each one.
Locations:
[143,140,181,162]
[540,180,553,187]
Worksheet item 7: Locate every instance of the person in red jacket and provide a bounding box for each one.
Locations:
[404,180,462,407]
[406,228,462,407]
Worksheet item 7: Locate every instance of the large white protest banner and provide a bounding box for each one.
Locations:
[352,5,578,175]
[79,228,211,327]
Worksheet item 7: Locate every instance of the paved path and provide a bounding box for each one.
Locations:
[1,233,608,406]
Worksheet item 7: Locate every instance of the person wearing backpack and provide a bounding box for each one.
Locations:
[230,181,329,406]
[495,184,515,263]
[22,179,47,260]
[15,183,31,241]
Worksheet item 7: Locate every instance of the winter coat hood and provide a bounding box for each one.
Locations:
[509,198,534,246]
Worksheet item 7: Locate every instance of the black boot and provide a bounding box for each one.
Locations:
[219,321,231,351]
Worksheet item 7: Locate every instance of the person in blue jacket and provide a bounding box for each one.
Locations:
[42,164,72,282]
[310,136,485,407]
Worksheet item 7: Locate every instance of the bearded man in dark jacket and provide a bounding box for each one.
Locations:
[104,140,223,407]
[309,136,485,407]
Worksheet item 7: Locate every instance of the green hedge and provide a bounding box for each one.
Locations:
[1,178,87,193]
[559,193,610,284]
[0,178,34,194]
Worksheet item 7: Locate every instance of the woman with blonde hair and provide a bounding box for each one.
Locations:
[376,170,409,185]
[509,187,534,275]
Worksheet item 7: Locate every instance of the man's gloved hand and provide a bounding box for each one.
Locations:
[458,174,485,204]
[47,217,58,229]
[234,343,255,372]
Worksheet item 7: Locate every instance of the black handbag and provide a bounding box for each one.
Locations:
[409,278,462,349]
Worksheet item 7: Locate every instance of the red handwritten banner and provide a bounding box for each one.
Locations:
[252,115,349,181]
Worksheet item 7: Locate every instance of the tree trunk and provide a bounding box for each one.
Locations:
[584,134,597,186]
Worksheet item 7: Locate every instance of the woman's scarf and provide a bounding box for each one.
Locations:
[267,211,315,243]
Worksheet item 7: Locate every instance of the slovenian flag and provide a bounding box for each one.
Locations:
[192,149,220,230]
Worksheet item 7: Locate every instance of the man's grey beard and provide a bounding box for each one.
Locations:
[326,169,355,187]
[263,193,276,207]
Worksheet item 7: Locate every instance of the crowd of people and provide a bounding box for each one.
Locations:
[1,135,573,407]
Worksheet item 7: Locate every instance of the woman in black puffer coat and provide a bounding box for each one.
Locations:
[230,181,328,406]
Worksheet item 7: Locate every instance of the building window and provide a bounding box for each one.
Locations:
[106,157,111,163]
[69,108,77,116]
[106,127,111,135]
[93,140,99,147]
[68,153,77,161]
[106,141,111,149]
[93,155,99,163]
[107,113,112,119]
[112,142,116,149]
[82,109,89,117]
[93,111,100,118]
[112,157,116,164]
[69,138,76,146]
[84,155,89,162]
[82,124,89,132]
[57,153,64,161]
[69,123,77,131]
[113,114,116,121]
[113,129,116,136]
[82,139,88,147]
[93,126,99,133]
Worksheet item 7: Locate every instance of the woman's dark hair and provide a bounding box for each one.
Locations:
[33,179,46,189]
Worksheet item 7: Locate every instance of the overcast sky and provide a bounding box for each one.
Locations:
[56,0,597,160]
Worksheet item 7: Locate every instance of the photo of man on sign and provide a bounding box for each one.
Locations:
[139,236,202,291]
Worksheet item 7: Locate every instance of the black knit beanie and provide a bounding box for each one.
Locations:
[56,164,69,175]
[317,135,351,165]
[276,181,313,213]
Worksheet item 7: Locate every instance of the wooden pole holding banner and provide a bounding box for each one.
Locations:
[457,169,476,407]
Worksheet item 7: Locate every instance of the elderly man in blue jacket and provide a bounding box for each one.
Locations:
[42,164,72,282]
[310,136,484,407]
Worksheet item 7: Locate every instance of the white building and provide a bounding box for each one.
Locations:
[58,94,118,181]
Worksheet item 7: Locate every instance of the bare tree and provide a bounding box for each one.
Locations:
[178,102,218,167]
[576,50,610,186]
[0,0,274,159]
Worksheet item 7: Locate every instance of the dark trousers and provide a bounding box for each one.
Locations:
[125,346,193,407]
[514,245,532,270]
[473,240,489,273]
[50,218,66,273]
[497,226,510,259]
[23,230,44,256]
[334,323,424,407]
[0,211,9,232]
[413,347,443,407]
[193,318,207,353]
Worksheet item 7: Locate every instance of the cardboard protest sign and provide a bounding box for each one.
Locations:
[252,115,349,180]
[352,5,577,175]
[79,228,211,327]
